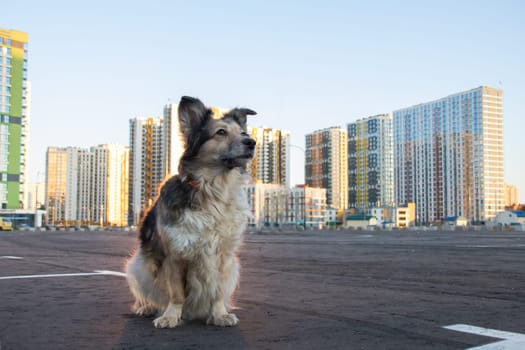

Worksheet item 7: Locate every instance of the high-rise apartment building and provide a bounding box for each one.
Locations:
[129,117,165,225]
[163,103,184,177]
[504,184,518,207]
[0,28,29,209]
[305,127,348,210]
[393,86,504,224]
[347,114,393,209]
[26,181,45,211]
[45,147,68,224]
[248,126,290,186]
[45,145,129,226]
[94,144,129,226]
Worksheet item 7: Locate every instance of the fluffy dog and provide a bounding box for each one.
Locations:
[126,96,256,328]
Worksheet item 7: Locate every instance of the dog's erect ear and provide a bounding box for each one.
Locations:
[178,96,209,138]
[225,108,257,128]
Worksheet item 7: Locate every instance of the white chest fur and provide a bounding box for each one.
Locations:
[163,171,249,256]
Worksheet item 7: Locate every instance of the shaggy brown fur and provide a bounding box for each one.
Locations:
[126,96,256,328]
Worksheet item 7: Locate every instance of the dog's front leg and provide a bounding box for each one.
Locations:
[208,301,238,327]
[207,254,239,327]
[153,261,185,328]
[183,249,239,326]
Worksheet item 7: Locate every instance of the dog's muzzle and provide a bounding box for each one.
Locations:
[242,137,256,157]
[222,136,256,168]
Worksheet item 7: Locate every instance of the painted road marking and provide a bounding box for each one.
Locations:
[93,270,126,277]
[468,245,525,248]
[444,324,525,350]
[0,256,23,260]
[0,270,126,280]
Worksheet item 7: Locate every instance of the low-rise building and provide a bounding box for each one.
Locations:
[344,214,377,229]
[291,185,327,229]
[443,216,468,228]
[396,202,416,228]
[245,183,327,230]
[367,206,395,228]
[325,207,338,228]
[493,211,525,229]
[0,209,45,228]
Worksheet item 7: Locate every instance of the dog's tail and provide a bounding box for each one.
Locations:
[138,204,166,276]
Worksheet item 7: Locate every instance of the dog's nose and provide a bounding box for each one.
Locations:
[242,137,256,149]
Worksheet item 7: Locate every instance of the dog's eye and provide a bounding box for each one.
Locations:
[216,129,227,136]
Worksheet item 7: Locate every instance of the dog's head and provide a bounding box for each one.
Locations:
[178,96,257,173]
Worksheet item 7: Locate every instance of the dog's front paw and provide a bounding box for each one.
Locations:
[153,303,183,328]
[207,313,239,327]
[135,305,157,317]
[153,315,183,328]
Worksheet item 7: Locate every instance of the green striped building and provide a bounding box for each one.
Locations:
[0,28,29,209]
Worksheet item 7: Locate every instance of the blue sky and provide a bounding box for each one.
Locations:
[2,0,524,201]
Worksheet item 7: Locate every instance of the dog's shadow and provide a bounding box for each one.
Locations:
[116,312,248,349]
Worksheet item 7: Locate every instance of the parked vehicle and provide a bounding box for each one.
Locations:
[0,218,13,231]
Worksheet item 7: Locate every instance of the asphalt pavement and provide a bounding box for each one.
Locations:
[0,229,524,349]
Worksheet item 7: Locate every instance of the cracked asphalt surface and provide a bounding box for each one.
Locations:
[0,229,524,349]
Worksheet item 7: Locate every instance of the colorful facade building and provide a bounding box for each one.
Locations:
[128,117,164,225]
[0,28,29,209]
[305,127,348,210]
[347,114,393,210]
[248,126,290,187]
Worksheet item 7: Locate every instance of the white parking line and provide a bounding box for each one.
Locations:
[467,245,525,248]
[444,324,525,349]
[0,270,126,280]
[93,270,126,277]
[0,256,23,260]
